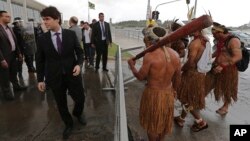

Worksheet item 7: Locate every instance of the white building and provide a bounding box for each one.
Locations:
[0,0,46,23]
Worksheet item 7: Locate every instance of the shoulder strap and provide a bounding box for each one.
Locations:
[225,35,240,55]
[225,35,238,47]
[162,46,171,62]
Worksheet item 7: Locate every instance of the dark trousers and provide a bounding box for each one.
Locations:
[83,44,89,60]
[24,55,35,71]
[84,43,95,66]
[95,40,108,70]
[50,74,85,127]
[17,54,35,75]
[0,52,18,99]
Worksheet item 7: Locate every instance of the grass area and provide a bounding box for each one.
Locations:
[108,43,133,59]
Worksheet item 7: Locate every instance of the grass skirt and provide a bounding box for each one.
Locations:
[205,66,238,104]
[140,87,174,135]
[177,69,206,110]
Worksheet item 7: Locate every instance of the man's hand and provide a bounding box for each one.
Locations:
[73,65,81,76]
[213,65,223,74]
[128,58,136,68]
[91,44,95,48]
[37,82,46,92]
[0,60,8,69]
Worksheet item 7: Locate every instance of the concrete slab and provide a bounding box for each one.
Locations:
[0,62,116,141]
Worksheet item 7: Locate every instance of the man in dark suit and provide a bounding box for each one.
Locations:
[36,6,85,139]
[91,12,112,72]
[0,11,26,100]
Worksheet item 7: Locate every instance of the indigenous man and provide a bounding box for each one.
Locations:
[206,22,242,115]
[174,29,209,132]
[128,26,181,141]
[169,19,189,58]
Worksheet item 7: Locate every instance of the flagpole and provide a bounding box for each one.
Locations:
[88,1,90,23]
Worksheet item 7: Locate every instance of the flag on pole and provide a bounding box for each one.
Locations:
[88,1,95,10]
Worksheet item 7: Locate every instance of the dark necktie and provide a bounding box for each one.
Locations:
[54,32,62,54]
[101,22,105,37]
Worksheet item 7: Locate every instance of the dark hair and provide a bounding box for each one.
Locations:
[84,22,89,25]
[213,22,229,34]
[171,22,182,31]
[70,16,78,24]
[40,6,62,25]
[99,12,104,17]
[80,20,84,24]
[0,10,7,17]
[92,19,97,23]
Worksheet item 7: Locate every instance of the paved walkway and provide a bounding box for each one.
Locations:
[115,31,250,141]
[0,31,250,141]
[0,63,116,141]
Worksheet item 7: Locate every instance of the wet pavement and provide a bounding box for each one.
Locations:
[0,63,116,141]
[124,69,250,141]
[0,32,250,141]
[117,32,250,141]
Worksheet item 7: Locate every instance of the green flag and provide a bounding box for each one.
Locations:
[89,1,95,10]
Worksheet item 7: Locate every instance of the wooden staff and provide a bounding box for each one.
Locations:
[132,15,213,60]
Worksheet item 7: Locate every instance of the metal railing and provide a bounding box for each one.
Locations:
[114,28,144,41]
[113,44,144,141]
[113,45,129,141]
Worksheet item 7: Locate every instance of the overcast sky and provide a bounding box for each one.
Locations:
[35,0,250,27]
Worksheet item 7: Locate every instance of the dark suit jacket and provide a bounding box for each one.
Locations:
[0,24,20,63]
[91,21,112,45]
[36,29,84,86]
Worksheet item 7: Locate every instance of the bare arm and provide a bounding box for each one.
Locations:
[128,54,151,81]
[172,58,181,92]
[181,40,199,71]
[227,38,242,64]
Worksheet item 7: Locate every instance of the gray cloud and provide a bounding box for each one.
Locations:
[36,0,250,26]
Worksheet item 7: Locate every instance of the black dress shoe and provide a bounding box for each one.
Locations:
[103,68,109,72]
[75,116,87,126]
[63,126,73,139]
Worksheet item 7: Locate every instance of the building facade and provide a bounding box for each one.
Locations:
[0,0,46,23]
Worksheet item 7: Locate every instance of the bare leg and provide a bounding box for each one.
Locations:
[174,108,187,127]
[220,101,229,111]
[190,109,201,120]
[158,132,166,141]
[147,132,160,141]
[216,101,229,115]
[180,109,187,119]
[190,109,208,132]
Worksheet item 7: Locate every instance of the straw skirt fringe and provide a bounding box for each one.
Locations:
[205,66,238,104]
[140,87,174,135]
[177,69,206,110]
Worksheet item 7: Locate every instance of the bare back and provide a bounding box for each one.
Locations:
[139,47,181,90]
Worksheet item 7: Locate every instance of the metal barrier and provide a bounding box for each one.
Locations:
[114,28,144,41]
[113,44,144,141]
[113,45,129,141]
